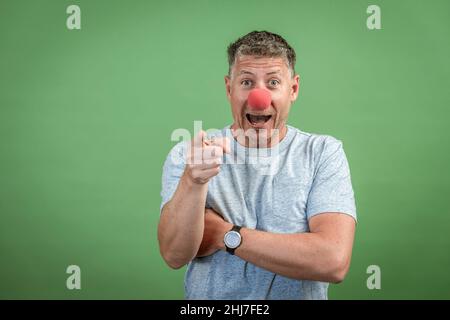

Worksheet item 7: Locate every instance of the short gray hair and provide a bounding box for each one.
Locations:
[227,30,296,78]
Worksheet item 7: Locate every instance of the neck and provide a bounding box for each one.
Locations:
[230,124,288,148]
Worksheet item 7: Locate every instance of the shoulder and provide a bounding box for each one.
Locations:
[288,125,344,156]
[169,140,189,156]
[163,140,189,167]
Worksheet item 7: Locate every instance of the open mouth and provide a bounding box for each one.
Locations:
[245,113,272,125]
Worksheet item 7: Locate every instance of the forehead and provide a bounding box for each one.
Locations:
[232,55,289,76]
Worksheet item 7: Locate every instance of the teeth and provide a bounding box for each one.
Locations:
[246,114,272,123]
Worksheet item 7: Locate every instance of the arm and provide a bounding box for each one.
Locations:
[158,132,230,269]
[158,173,208,269]
[196,136,356,281]
[197,209,356,283]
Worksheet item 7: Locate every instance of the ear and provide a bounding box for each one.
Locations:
[290,74,300,102]
[224,75,232,101]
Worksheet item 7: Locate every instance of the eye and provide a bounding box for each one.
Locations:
[269,79,280,87]
[241,79,253,87]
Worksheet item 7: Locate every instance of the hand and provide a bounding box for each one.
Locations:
[196,208,232,257]
[184,131,230,185]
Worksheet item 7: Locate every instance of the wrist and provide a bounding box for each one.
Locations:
[181,170,208,189]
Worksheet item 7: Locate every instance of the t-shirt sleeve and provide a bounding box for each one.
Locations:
[306,136,357,222]
[160,141,187,213]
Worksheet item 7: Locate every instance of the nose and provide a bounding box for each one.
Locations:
[247,88,271,110]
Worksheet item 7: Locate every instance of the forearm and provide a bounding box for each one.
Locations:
[228,228,348,283]
[158,172,208,269]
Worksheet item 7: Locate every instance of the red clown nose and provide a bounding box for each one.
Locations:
[247,88,271,110]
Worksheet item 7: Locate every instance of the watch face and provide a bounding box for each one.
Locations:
[224,231,241,249]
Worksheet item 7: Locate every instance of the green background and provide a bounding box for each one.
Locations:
[1,0,449,299]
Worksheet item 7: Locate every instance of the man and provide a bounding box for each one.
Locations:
[158,31,357,299]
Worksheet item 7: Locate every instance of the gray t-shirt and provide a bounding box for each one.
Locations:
[160,125,357,300]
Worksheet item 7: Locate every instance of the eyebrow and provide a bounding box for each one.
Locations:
[238,70,282,76]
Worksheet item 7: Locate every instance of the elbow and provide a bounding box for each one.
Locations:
[329,269,347,284]
[327,253,351,284]
[166,259,185,270]
[157,221,191,270]
[160,250,188,270]
[159,239,196,270]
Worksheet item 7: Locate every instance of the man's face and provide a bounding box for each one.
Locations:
[225,55,300,146]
